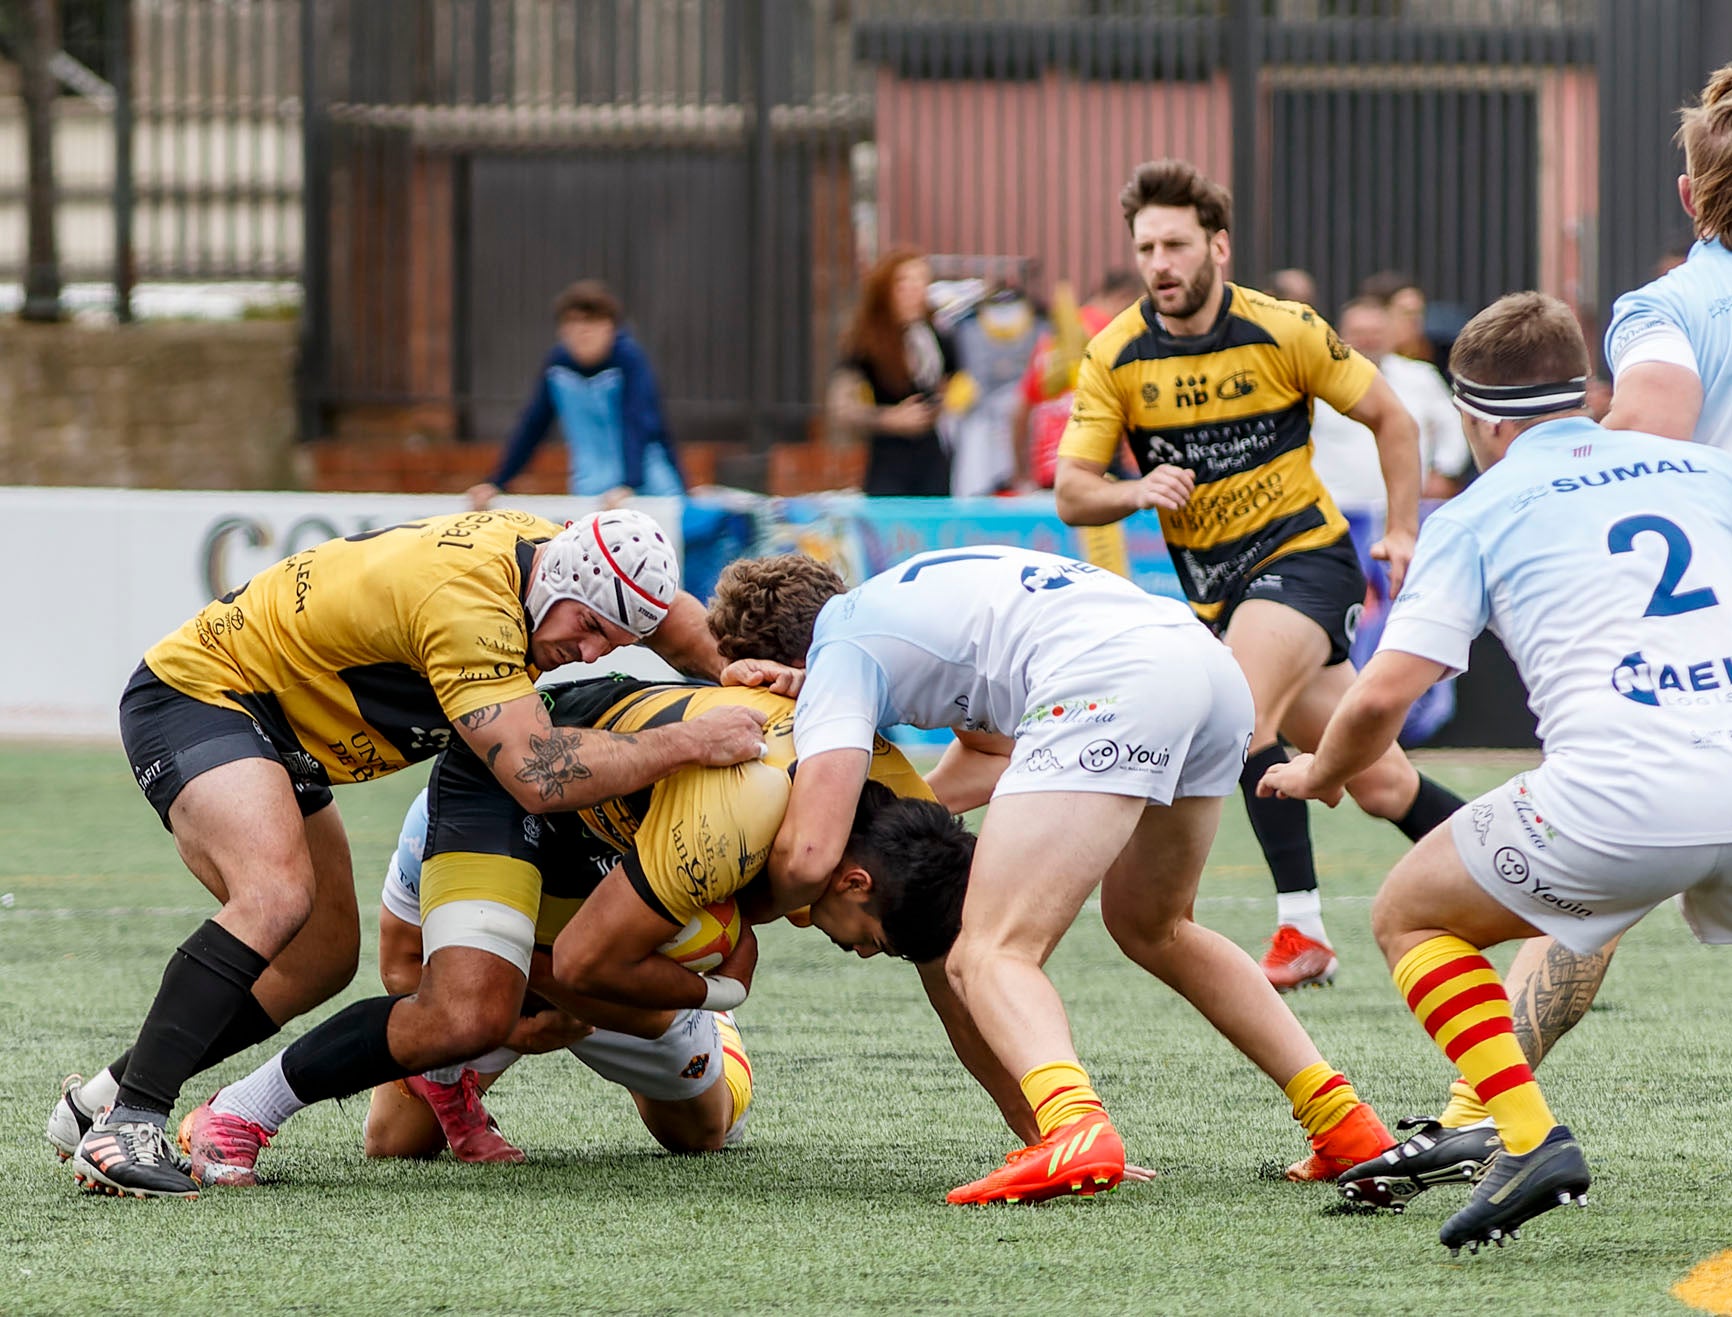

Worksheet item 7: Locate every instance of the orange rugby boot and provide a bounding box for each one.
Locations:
[1285,1101,1396,1182]
[947,1113,1125,1205]
[1260,926,1340,992]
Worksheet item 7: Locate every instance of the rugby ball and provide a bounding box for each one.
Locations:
[658,899,742,972]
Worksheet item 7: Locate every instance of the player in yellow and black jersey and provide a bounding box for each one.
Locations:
[59,509,769,1200]
[171,675,980,1187]
[1054,159,1465,990]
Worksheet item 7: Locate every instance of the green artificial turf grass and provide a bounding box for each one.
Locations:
[0,745,1727,1315]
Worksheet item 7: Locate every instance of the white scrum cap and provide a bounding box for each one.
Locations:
[524,510,679,637]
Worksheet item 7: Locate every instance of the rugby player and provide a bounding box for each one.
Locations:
[362,789,753,1162]
[173,676,977,1186]
[1053,159,1465,989]
[50,509,768,1198]
[1324,59,1732,1208]
[1261,293,1732,1253]
[712,548,1395,1206]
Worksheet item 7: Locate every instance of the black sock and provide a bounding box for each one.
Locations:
[280,995,410,1106]
[1240,743,1318,895]
[1397,773,1465,842]
[112,920,270,1119]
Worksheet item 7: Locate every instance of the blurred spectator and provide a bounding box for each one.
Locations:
[1267,267,1319,306]
[945,285,1045,496]
[829,249,956,496]
[467,280,683,511]
[1358,270,1472,377]
[1311,297,1470,514]
[1015,270,1143,488]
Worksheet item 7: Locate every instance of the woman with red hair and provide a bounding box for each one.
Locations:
[828,249,955,496]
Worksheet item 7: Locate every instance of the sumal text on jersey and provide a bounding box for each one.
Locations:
[1546,457,1707,493]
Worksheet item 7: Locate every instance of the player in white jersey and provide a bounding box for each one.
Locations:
[1603,62,1732,448]
[708,548,1397,1206]
[364,789,750,1161]
[1324,60,1732,1210]
[1261,293,1732,1255]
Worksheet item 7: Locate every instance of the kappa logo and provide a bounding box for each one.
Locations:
[1080,740,1120,772]
[1023,748,1062,773]
[1141,381,1160,406]
[1470,801,1494,847]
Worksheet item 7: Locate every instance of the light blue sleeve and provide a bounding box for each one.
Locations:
[793,640,894,760]
[1377,516,1488,675]
[1604,279,1692,380]
[380,788,430,926]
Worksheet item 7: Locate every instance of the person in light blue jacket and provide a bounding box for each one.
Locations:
[468,279,684,510]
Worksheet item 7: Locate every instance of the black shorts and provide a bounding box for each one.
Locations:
[119,661,334,829]
[1208,537,1368,667]
[424,737,617,901]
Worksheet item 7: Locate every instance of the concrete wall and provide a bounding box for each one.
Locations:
[0,319,299,489]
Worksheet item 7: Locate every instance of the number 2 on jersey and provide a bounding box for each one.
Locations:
[1606,514,1720,616]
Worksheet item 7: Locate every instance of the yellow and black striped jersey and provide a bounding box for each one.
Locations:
[1058,283,1378,619]
[145,510,562,784]
[550,679,933,928]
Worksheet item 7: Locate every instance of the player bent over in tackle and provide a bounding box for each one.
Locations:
[711,549,1396,1205]
[362,789,753,1162]
[178,677,974,1185]
[1261,293,1732,1254]
[50,509,768,1198]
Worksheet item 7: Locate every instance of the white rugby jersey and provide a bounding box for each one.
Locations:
[1604,238,1732,449]
[1380,415,1732,845]
[380,787,430,926]
[793,546,1198,757]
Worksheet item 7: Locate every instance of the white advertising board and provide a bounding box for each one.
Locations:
[0,488,686,739]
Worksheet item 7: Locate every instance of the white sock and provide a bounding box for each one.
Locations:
[78,1066,120,1114]
[1276,890,1330,945]
[422,1064,465,1085]
[210,1052,303,1132]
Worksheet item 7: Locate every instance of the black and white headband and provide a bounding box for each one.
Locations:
[1451,374,1588,423]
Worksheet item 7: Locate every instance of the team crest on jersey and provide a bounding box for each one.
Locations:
[1141,381,1160,405]
[681,1054,710,1080]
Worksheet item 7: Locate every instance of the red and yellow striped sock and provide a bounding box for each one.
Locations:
[1395,935,1556,1155]
[717,1015,753,1129]
[1282,1062,1361,1139]
[1020,1061,1106,1140]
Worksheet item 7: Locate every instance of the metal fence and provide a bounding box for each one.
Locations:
[7,1,1730,463]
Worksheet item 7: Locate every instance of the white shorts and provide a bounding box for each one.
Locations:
[452,1009,729,1104]
[996,622,1253,806]
[1451,769,1732,954]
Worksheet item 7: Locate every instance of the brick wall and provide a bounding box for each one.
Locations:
[0,320,299,489]
[310,433,868,497]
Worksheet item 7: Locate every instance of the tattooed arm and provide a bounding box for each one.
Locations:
[452,692,769,813]
[1505,933,1619,1067]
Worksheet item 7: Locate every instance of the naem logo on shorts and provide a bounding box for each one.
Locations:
[680,1054,710,1080]
[1344,601,1364,643]
[1492,847,1529,883]
[523,815,543,845]
[1613,650,1732,707]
